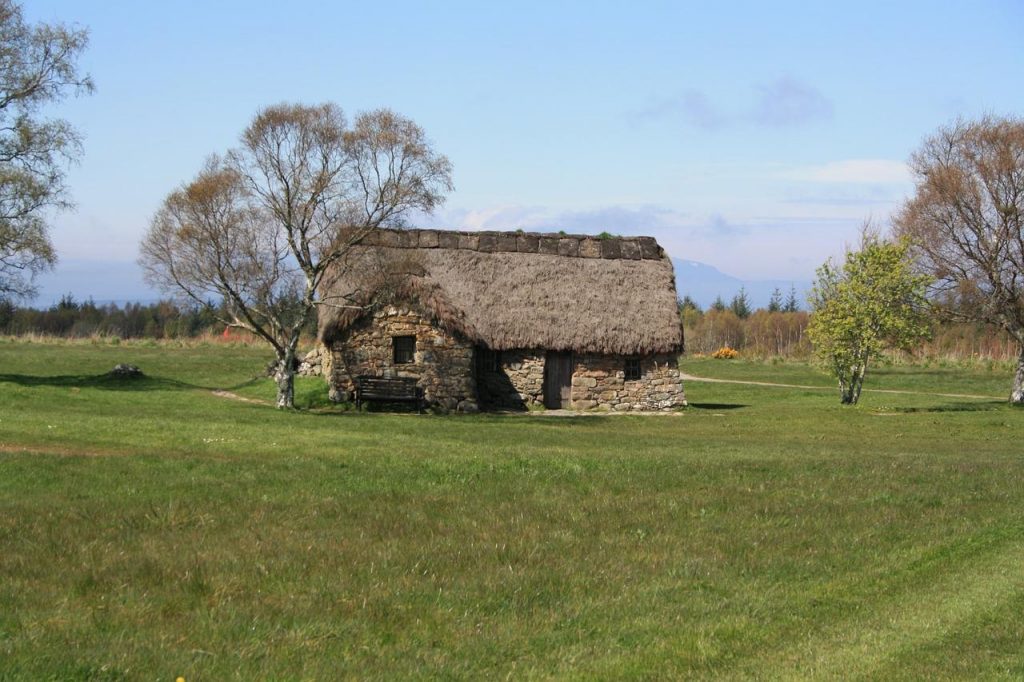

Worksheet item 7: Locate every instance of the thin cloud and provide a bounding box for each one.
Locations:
[777,159,912,207]
[782,186,904,206]
[631,77,833,131]
[631,90,729,130]
[701,213,751,238]
[543,205,685,234]
[429,204,688,236]
[753,77,833,127]
[417,203,874,281]
[782,159,911,184]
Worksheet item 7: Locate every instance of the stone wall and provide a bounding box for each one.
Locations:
[327,311,686,412]
[570,353,686,411]
[476,349,546,409]
[327,307,478,412]
[297,346,326,377]
[477,349,686,411]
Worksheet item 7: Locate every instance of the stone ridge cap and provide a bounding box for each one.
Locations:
[356,228,666,261]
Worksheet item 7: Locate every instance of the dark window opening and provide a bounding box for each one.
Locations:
[477,348,502,373]
[393,335,416,364]
[624,357,641,381]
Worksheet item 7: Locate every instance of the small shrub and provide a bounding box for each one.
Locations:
[711,346,738,360]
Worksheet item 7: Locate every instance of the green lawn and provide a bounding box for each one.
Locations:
[2,339,1023,679]
[683,355,1016,398]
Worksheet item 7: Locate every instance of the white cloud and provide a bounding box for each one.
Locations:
[783,159,911,184]
[423,202,870,281]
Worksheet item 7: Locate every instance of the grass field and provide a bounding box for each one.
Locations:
[2,338,1024,679]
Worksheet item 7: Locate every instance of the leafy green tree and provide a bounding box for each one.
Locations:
[807,234,930,404]
[768,287,783,313]
[0,1,93,300]
[711,295,727,312]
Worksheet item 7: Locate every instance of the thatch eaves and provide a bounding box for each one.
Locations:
[318,229,684,356]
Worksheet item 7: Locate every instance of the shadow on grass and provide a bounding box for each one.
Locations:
[0,372,271,393]
[688,402,749,410]
[882,401,1006,414]
[0,372,201,392]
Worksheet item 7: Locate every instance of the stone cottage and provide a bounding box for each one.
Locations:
[316,228,686,411]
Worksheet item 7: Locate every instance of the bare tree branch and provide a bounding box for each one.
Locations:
[894,115,1024,402]
[139,103,452,408]
[0,0,92,300]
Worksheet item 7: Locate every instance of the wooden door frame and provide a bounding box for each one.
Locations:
[543,350,574,409]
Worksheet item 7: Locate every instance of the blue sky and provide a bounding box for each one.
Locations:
[24,0,1024,304]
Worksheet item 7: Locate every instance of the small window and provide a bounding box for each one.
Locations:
[624,357,641,381]
[393,335,416,364]
[477,348,502,373]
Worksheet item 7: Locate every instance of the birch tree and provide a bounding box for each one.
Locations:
[894,116,1024,404]
[139,103,453,408]
[807,233,930,405]
[0,0,93,299]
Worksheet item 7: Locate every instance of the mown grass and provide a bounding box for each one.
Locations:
[683,355,1015,398]
[1,340,1023,679]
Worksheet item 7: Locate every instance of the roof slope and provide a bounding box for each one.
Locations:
[319,229,684,355]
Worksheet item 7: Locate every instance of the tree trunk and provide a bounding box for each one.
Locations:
[274,346,297,409]
[839,372,855,404]
[850,356,868,405]
[1012,345,1024,405]
[839,356,868,405]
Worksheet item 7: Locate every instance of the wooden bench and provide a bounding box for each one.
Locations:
[355,375,424,413]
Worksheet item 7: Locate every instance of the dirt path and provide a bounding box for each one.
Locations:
[0,442,133,457]
[679,373,1003,401]
[210,389,272,405]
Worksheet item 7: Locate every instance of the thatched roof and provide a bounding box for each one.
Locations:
[318,229,684,355]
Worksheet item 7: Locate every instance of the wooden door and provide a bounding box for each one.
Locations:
[543,351,573,409]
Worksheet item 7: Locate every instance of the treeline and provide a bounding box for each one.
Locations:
[680,291,1019,361]
[680,287,809,356]
[3,292,1015,362]
[0,296,227,339]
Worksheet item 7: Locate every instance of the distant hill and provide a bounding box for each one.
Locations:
[671,258,812,311]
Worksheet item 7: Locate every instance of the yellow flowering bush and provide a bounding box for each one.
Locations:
[711,346,738,359]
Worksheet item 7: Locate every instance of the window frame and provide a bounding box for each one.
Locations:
[393,335,416,365]
[624,356,642,381]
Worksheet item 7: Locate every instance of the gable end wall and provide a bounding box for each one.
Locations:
[326,308,477,412]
